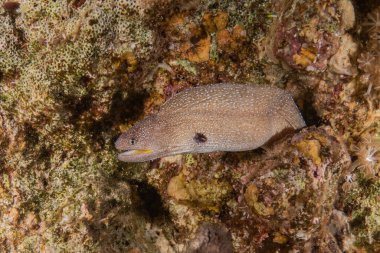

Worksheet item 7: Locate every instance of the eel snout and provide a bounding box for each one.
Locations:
[115,133,155,162]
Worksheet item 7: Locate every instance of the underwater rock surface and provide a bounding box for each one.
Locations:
[0,0,379,252]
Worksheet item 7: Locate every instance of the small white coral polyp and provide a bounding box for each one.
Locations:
[363,6,380,35]
[350,137,380,176]
[357,52,380,95]
[357,52,375,72]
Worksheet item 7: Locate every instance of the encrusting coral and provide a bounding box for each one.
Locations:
[145,126,352,252]
[0,0,167,252]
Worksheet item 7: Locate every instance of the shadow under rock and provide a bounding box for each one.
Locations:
[353,0,380,19]
[85,175,172,253]
[127,179,171,221]
[63,85,149,145]
[302,90,322,127]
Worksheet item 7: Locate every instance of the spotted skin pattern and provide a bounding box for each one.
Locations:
[115,83,306,162]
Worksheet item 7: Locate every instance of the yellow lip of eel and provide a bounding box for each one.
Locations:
[115,83,306,162]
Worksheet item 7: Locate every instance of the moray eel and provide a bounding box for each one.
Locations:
[115,83,306,162]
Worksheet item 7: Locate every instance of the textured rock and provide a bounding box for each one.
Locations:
[185,223,233,253]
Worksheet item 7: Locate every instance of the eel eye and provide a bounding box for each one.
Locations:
[129,138,137,145]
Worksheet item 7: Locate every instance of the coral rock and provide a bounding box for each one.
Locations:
[328,34,358,75]
[185,223,233,253]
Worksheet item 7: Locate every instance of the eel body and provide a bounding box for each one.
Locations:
[115,83,306,162]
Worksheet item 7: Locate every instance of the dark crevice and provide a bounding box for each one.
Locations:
[57,75,93,124]
[127,179,170,221]
[24,123,39,147]
[90,88,150,136]
[303,91,322,127]
[221,149,263,166]
[353,0,380,18]
[58,76,149,147]
[64,93,93,123]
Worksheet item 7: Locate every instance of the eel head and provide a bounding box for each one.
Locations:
[115,115,164,162]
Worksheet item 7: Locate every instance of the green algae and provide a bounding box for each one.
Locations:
[0,0,162,251]
[344,176,380,252]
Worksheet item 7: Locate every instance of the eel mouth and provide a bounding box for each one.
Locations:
[117,149,153,162]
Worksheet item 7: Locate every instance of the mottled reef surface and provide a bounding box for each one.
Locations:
[1,0,380,252]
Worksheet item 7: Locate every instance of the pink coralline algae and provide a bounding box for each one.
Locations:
[271,1,348,72]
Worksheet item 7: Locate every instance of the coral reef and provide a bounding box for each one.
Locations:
[1,0,380,252]
[146,126,351,252]
[0,0,165,252]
